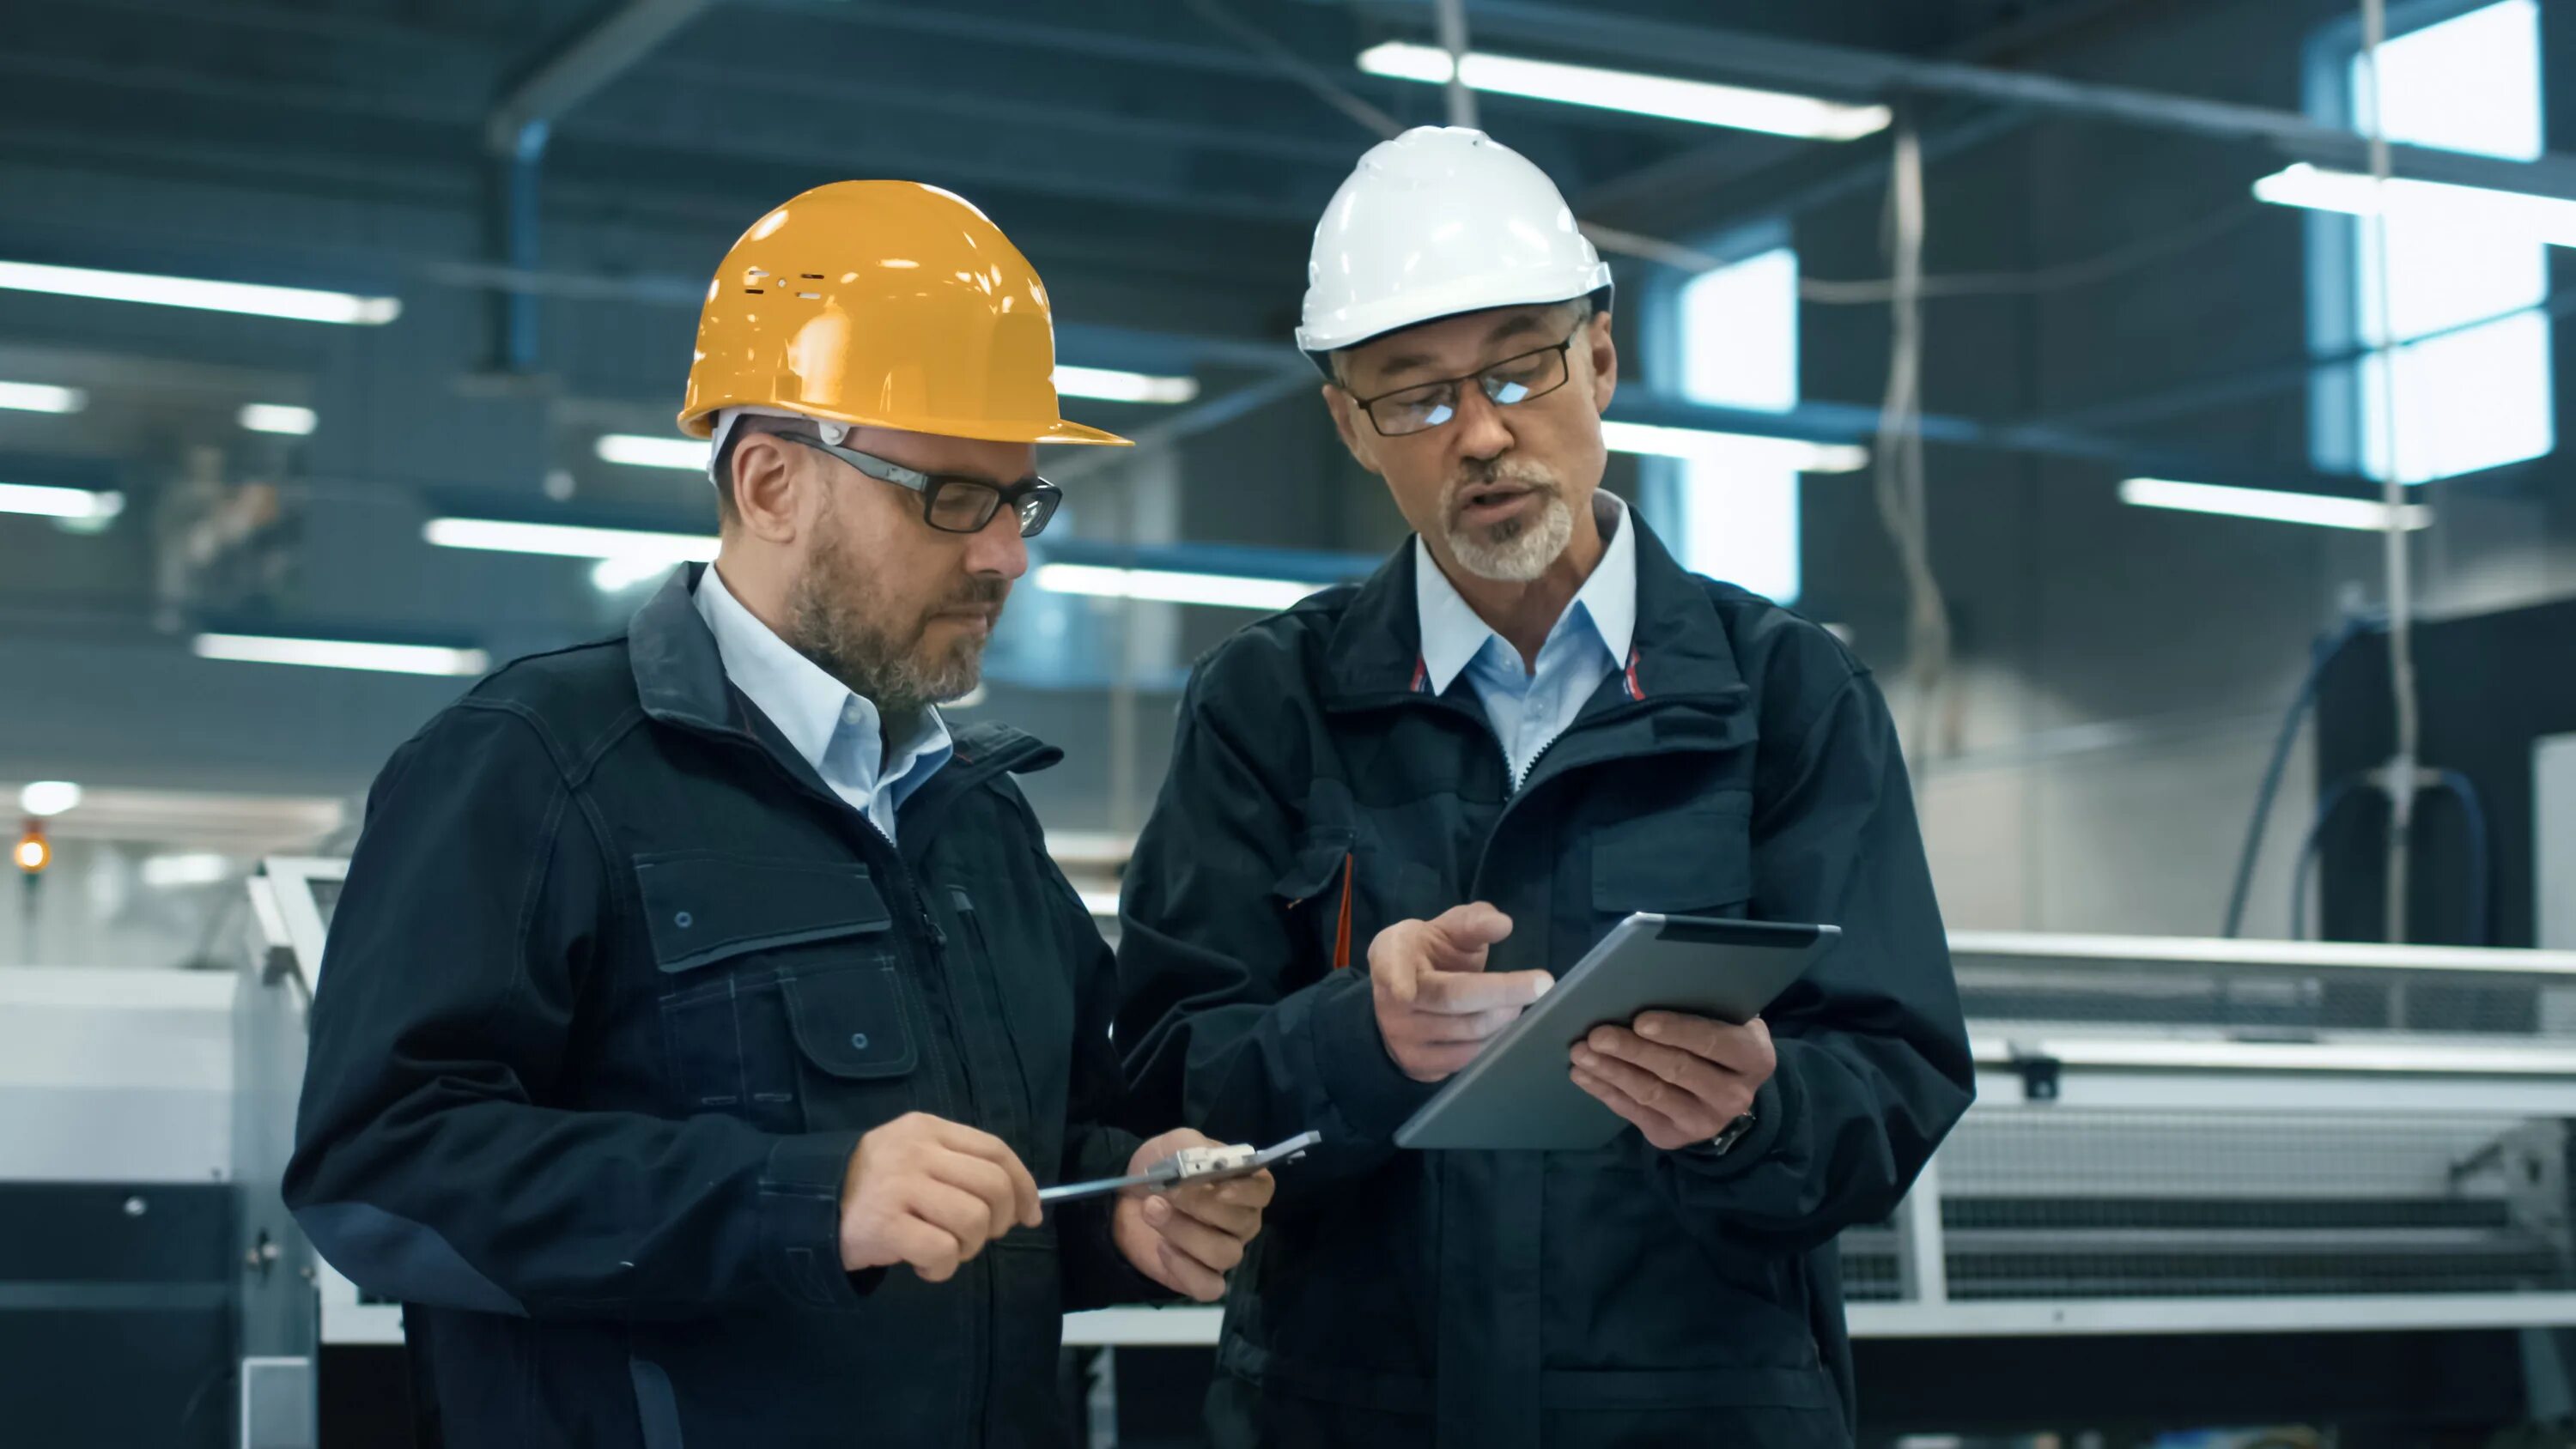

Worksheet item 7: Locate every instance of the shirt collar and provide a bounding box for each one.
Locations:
[692,563,950,780]
[1413,491,1638,694]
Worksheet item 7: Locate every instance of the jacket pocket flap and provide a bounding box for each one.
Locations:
[781,967,918,1079]
[635,854,892,974]
[1590,797,1754,914]
[1269,829,1356,905]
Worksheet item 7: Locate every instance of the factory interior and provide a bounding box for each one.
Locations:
[4,0,2576,1445]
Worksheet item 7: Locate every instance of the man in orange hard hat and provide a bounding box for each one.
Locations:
[288,181,1272,1447]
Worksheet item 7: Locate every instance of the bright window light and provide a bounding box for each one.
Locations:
[192,633,490,676]
[0,259,400,324]
[2120,477,2433,531]
[0,482,125,522]
[239,403,318,436]
[18,781,82,817]
[596,433,713,470]
[142,852,234,888]
[1054,366,1200,405]
[1035,563,1321,611]
[0,381,87,414]
[1358,42,1890,141]
[2304,0,2549,483]
[1654,246,1808,604]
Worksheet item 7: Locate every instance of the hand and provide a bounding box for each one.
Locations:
[1370,902,1554,1082]
[839,1113,1042,1282]
[1112,1128,1275,1302]
[1569,1011,1778,1152]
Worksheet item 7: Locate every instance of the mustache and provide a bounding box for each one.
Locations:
[1444,460,1561,521]
[921,573,1010,621]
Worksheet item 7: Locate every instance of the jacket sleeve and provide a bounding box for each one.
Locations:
[284,700,873,1321]
[1647,670,1974,1254]
[1113,677,1435,1212]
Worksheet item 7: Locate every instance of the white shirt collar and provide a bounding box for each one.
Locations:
[1414,491,1637,694]
[691,563,951,784]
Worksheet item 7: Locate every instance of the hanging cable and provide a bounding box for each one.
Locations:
[2221,614,2370,937]
[2357,0,2424,944]
[1871,118,1953,769]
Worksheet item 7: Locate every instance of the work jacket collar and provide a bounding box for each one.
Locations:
[1322,504,1752,712]
[629,565,1058,808]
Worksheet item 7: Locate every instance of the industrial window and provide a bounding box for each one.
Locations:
[2309,0,2551,483]
[1659,244,1802,604]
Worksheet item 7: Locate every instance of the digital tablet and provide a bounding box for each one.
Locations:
[1393,914,1837,1152]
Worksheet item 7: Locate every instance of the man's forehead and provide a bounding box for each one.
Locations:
[841,424,1038,483]
[1348,304,1570,388]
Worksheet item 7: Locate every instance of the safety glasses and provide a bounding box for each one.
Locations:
[781,432,1063,538]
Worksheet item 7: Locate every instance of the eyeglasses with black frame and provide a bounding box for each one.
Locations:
[1346,330,1580,438]
[779,431,1063,538]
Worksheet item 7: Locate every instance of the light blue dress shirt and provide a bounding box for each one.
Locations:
[694,565,954,845]
[1414,493,1638,791]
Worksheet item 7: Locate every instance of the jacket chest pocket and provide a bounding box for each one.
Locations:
[1589,794,1755,923]
[1270,828,1452,977]
[636,853,921,1136]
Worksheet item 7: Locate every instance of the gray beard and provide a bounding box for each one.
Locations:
[783,501,992,723]
[1447,490,1576,584]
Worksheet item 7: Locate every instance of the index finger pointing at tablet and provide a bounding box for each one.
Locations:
[1412,967,1554,1016]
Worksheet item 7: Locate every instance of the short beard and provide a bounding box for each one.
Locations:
[783,494,1001,725]
[1443,462,1574,584]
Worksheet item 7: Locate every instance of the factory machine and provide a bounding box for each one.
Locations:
[8,859,2576,1446]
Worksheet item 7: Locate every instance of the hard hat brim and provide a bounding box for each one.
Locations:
[681,403,1131,447]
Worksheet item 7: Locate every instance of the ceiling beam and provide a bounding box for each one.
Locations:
[478,0,709,373]
[486,0,714,155]
[1348,0,2576,202]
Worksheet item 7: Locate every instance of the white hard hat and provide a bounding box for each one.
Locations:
[1296,126,1613,365]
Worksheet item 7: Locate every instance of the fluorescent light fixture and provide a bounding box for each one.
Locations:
[192,633,490,676]
[1078,888,1121,919]
[240,403,318,436]
[142,852,233,888]
[590,555,680,591]
[425,516,713,593]
[1054,365,1200,405]
[1601,420,1868,474]
[426,516,715,562]
[1358,41,1890,141]
[2119,477,2433,531]
[0,381,86,414]
[0,482,125,522]
[18,781,82,817]
[596,433,713,470]
[2252,161,2576,248]
[947,682,988,709]
[0,259,400,324]
[1036,562,1321,611]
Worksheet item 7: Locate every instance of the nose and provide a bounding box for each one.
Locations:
[963,506,1030,582]
[1447,384,1515,464]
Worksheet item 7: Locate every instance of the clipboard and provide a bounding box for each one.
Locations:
[1394,914,1835,1152]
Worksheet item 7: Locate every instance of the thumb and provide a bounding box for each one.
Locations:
[1427,901,1514,963]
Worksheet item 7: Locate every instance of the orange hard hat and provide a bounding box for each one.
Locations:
[677,181,1129,447]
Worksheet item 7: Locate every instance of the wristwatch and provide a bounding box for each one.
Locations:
[1707,1112,1758,1157]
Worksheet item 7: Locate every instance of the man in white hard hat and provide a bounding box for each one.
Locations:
[1115,128,1972,1447]
[289,181,1273,1447]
